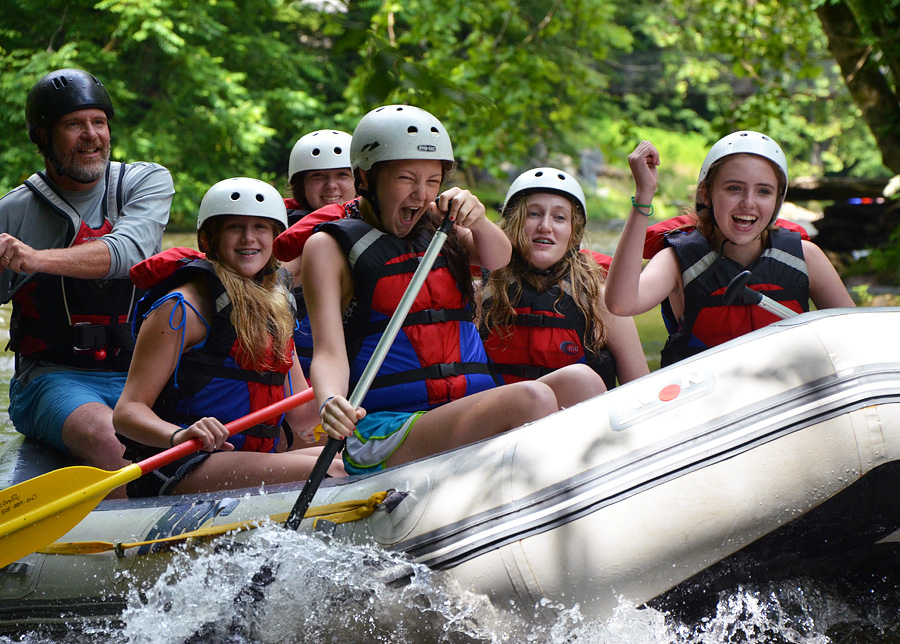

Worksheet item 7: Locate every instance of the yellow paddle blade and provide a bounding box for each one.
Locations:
[0,464,141,569]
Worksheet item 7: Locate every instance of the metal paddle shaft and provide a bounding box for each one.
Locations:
[0,387,315,569]
[723,269,798,320]
[285,212,454,530]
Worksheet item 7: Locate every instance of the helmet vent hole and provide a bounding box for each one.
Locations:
[557,173,565,180]
[407,126,418,134]
[52,77,68,89]
[430,127,439,134]
[230,192,241,201]
[255,194,265,202]
[311,147,321,157]
[334,147,343,154]
[535,171,544,177]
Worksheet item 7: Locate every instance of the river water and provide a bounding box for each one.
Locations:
[1,229,899,642]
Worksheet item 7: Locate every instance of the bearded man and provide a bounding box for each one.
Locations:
[0,69,173,480]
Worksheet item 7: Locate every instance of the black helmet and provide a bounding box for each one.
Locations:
[25,69,114,143]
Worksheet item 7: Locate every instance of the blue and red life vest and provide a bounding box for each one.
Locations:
[130,249,296,452]
[318,216,498,413]
[9,164,140,371]
[660,228,809,367]
[481,280,617,390]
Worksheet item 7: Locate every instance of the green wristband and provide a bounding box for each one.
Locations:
[631,196,654,217]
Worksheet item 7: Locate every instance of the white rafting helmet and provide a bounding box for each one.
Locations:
[197,177,288,232]
[698,131,789,221]
[502,167,587,219]
[288,129,352,181]
[350,105,454,173]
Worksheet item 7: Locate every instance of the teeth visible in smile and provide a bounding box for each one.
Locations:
[733,215,756,223]
[237,249,259,256]
[534,238,553,245]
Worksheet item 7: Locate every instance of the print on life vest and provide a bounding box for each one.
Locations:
[560,341,581,356]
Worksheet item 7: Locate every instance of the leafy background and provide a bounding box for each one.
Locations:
[1,0,897,257]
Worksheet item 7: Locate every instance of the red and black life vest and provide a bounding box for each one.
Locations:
[9,164,140,371]
[660,228,809,367]
[276,200,348,377]
[130,251,296,452]
[318,216,498,413]
[481,281,617,390]
[283,198,312,228]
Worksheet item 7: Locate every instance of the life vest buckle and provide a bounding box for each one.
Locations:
[435,362,460,378]
[72,322,109,353]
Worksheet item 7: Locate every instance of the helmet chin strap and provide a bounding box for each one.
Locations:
[359,187,381,222]
[356,169,383,224]
[704,203,738,248]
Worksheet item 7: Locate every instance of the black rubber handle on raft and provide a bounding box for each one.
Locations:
[723,270,761,306]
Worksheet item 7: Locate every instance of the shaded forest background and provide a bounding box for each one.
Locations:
[1,0,898,275]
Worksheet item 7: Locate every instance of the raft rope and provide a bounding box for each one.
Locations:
[37,491,390,558]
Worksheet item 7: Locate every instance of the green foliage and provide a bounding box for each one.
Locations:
[0,0,895,237]
[0,0,347,226]
[340,0,635,176]
[634,0,888,178]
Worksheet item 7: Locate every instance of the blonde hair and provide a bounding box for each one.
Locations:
[201,219,294,371]
[482,194,608,352]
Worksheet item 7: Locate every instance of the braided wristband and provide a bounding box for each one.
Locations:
[318,396,336,416]
[631,196,654,217]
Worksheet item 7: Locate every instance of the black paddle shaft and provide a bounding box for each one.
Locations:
[284,438,341,530]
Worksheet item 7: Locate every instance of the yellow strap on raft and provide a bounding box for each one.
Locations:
[37,491,390,557]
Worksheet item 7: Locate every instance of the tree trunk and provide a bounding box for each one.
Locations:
[815,1,900,173]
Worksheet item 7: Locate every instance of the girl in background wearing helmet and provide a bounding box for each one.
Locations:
[480,168,648,406]
[606,134,854,367]
[299,105,562,476]
[283,130,356,379]
[113,178,344,497]
[285,129,355,225]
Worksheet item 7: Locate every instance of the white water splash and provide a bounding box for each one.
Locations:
[4,527,898,644]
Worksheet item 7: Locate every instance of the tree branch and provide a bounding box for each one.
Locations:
[816,0,900,173]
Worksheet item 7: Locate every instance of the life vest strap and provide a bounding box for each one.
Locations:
[513,313,572,329]
[175,360,287,386]
[492,363,551,379]
[345,307,473,342]
[369,361,495,390]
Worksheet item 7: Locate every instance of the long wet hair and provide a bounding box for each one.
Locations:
[481,192,608,352]
[199,218,294,371]
[692,153,788,247]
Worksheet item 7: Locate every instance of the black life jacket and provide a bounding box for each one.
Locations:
[9,163,141,371]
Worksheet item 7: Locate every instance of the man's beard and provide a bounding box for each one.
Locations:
[52,139,110,184]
